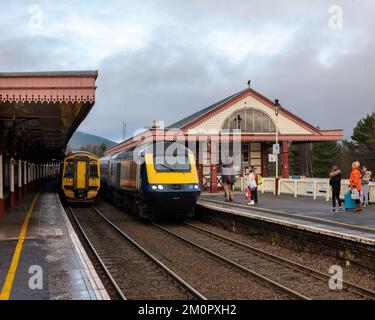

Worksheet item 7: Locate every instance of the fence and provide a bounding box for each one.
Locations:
[237,177,375,203]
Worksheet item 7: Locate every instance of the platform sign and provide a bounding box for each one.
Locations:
[272,143,280,155]
[268,154,277,162]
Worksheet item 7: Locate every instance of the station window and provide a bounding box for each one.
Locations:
[222,108,276,133]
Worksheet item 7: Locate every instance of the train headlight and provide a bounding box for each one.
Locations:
[157,185,164,190]
[151,185,157,190]
[194,184,199,190]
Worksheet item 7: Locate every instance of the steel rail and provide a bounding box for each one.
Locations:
[183,222,375,300]
[90,206,207,300]
[152,223,310,300]
[68,207,127,300]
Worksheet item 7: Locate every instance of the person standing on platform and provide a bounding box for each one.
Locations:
[361,165,372,207]
[350,161,362,211]
[247,167,257,205]
[329,165,342,213]
[253,167,261,204]
[222,163,234,202]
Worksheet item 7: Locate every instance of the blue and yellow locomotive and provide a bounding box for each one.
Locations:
[100,142,201,219]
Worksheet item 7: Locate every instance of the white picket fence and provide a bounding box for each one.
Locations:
[236,177,375,203]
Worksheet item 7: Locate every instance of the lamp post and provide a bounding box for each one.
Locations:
[274,99,280,193]
[122,122,127,141]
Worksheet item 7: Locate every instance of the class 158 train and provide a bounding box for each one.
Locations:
[100,141,201,219]
[60,151,100,204]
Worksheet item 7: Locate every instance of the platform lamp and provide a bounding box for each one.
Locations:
[274,99,281,194]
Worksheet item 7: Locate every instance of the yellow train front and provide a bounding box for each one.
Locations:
[60,151,100,204]
[100,141,201,219]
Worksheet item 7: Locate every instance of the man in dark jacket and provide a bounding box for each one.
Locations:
[329,165,342,213]
[222,163,235,202]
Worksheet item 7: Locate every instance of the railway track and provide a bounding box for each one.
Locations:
[93,202,294,299]
[153,221,375,300]
[68,206,206,300]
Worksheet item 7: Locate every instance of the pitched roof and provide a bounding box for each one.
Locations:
[166,88,249,129]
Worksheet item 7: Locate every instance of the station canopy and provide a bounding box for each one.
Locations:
[0,71,98,162]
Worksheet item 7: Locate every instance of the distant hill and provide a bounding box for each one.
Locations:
[67,131,116,150]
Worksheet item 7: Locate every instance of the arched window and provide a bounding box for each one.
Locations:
[222,108,276,133]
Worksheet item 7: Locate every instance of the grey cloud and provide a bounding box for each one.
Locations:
[0,1,373,142]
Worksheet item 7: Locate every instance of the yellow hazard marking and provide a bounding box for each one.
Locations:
[0,193,40,300]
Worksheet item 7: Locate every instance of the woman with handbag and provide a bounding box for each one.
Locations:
[247,167,257,206]
[350,161,362,211]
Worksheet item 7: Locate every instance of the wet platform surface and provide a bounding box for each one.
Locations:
[199,192,375,243]
[0,181,109,300]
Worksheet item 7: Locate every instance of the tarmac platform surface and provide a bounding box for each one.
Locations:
[199,192,375,243]
[0,182,109,300]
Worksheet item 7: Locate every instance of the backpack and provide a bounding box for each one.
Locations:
[256,175,263,186]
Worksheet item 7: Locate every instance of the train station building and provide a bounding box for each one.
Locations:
[105,87,343,193]
[0,71,98,219]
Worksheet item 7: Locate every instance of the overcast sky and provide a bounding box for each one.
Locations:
[0,0,374,141]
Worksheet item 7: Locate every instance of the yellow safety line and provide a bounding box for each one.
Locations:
[0,193,40,300]
[199,198,375,233]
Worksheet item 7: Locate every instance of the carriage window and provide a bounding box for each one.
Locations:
[90,162,98,177]
[64,162,74,177]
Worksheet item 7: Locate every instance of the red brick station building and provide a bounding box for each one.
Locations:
[106,87,343,193]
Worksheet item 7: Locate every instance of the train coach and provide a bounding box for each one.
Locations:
[60,151,100,204]
[100,141,201,219]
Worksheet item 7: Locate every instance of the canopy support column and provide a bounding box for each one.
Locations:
[210,140,218,193]
[282,141,291,179]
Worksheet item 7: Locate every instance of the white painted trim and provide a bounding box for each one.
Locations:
[23,161,27,185]
[18,159,22,187]
[10,158,14,192]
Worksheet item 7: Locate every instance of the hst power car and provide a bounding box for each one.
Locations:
[100,142,201,219]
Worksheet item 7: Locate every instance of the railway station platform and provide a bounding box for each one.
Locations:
[198,192,375,271]
[0,181,109,300]
[198,192,375,242]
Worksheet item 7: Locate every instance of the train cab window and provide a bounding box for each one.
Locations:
[153,154,191,172]
[64,161,74,177]
[151,142,191,172]
[90,162,99,177]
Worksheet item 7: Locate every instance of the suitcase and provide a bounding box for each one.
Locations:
[344,191,356,210]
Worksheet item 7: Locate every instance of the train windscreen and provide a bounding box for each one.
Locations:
[64,160,74,177]
[152,142,191,172]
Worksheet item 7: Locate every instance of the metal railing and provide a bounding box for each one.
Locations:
[238,176,375,203]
